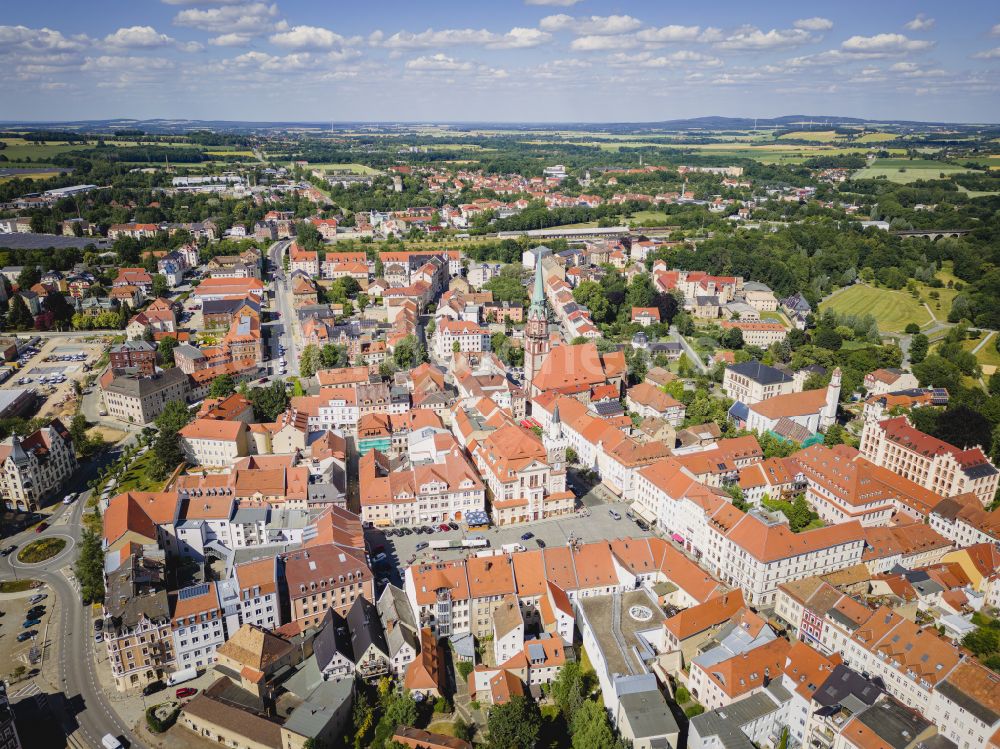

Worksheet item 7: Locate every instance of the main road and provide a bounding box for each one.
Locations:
[0,448,144,749]
[267,239,300,377]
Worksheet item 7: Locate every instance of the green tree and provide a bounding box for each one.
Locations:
[913,355,962,393]
[6,294,33,329]
[17,265,40,290]
[393,335,427,369]
[151,274,169,299]
[299,344,321,378]
[319,343,349,368]
[158,335,179,367]
[208,374,236,399]
[571,701,615,749]
[551,661,591,721]
[45,291,75,330]
[75,529,105,604]
[151,400,193,479]
[723,327,744,350]
[249,381,290,422]
[487,695,541,749]
[909,333,929,364]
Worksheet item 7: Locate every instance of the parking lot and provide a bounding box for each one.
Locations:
[0,586,53,683]
[369,498,651,587]
[2,337,109,422]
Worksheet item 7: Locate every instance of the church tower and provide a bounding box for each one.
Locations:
[523,258,550,398]
[543,404,567,493]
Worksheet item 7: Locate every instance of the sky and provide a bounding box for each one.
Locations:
[2,1,999,124]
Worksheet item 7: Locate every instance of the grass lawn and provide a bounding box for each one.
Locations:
[961,334,1000,372]
[0,579,39,593]
[0,139,93,162]
[289,162,380,174]
[821,284,932,334]
[0,171,66,183]
[17,538,66,563]
[759,310,790,326]
[116,451,168,493]
[629,210,670,225]
[853,158,979,183]
[424,721,461,737]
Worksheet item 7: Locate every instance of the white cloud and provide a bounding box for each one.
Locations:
[270,25,347,50]
[405,53,473,72]
[0,25,91,53]
[104,26,175,48]
[793,17,833,32]
[524,0,582,6]
[841,33,933,53]
[224,49,359,73]
[615,50,723,68]
[210,32,253,46]
[904,14,935,31]
[378,27,550,50]
[162,0,247,5]
[173,2,278,33]
[83,55,173,71]
[974,47,1000,59]
[993,23,1000,36]
[570,34,638,52]
[540,14,643,35]
[636,25,715,44]
[714,26,815,51]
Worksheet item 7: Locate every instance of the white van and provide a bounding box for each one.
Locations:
[166,666,198,686]
[101,735,123,749]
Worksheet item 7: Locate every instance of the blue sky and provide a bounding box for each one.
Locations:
[2,1,999,123]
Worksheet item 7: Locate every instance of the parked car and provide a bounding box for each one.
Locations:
[22,619,41,628]
[34,522,48,533]
[372,552,388,564]
[608,510,621,520]
[142,681,165,696]
[0,545,16,557]
[520,532,534,541]
[415,542,429,551]
[94,631,104,643]
[62,493,77,505]
[535,538,546,548]
[400,527,413,535]
[93,619,104,632]
[28,594,46,604]
[17,631,35,642]
[438,523,450,532]
[448,522,459,530]
[636,520,650,532]
[175,687,197,699]
[27,607,44,618]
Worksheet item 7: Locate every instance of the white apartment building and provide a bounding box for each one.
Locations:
[359,444,486,527]
[232,558,282,631]
[178,419,249,467]
[704,510,865,606]
[0,420,77,511]
[722,361,795,405]
[432,320,491,360]
[860,415,999,505]
[171,582,227,672]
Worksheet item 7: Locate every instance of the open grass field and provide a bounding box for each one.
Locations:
[853,158,979,183]
[295,162,380,174]
[820,283,932,333]
[629,210,670,224]
[0,139,92,162]
[778,130,840,142]
[0,171,63,183]
[961,334,1000,372]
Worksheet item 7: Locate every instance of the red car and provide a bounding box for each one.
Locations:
[34,522,48,534]
[175,687,197,699]
[438,523,450,532]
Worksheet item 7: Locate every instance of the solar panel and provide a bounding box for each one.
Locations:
[178,583,210,600]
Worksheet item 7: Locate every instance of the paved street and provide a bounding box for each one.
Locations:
[267,239,300,377]
[0,451,143,749]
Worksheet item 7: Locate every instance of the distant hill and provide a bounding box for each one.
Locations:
[0,115,992,135]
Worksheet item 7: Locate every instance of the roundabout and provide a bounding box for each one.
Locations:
[15,535,72,565]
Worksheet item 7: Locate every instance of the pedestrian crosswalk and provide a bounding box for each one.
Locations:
[8,681,40,700]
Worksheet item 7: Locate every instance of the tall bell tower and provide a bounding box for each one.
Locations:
[523,258,550,398]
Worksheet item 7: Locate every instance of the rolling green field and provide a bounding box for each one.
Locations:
[961,334,1000,373]
[820,284,932,333]
[853,158,979,183]
[293,162,380,174]
[0,139,92,162]
[629,210,670,225]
